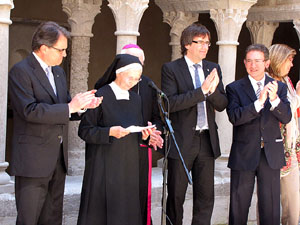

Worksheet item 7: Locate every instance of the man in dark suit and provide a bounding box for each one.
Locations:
[161,23,228,225]
[8,21,101,225]
[226,44,292,225]
[121,44,164,225]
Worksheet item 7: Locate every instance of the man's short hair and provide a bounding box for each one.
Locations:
[245,44,269,61]
[180,23,210,56]
[31,21,71,51]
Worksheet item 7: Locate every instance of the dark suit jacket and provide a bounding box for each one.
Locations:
[131,75,163,131]
[226,75,292,170]
[131,75,164,153]
[8,53,80,178]
[161,57,228,159]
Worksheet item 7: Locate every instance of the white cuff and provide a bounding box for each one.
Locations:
[269,97,280,111]
[254,100,264,112]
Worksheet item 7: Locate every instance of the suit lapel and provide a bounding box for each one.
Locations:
[264,74,274,86]
[241,76,257,102]
[29,54,59,103]
[52,67,66,103]
[202,60,211,78]
[177,58,194,91]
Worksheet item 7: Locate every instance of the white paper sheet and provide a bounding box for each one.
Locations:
[125,124,156,133]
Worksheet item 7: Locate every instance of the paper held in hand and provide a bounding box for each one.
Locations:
[125,124,156,133]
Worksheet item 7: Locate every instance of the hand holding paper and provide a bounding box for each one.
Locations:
[125,124,156,133]
[141,122,156,140]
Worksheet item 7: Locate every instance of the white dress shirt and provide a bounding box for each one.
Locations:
[184,55,209,130]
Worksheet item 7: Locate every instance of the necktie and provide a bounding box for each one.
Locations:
[193,64,206,128]
[256,82,262,99]
[45,67,57,95]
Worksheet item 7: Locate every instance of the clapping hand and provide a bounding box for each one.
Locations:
[208,68,219,93]
[85,96,103,109]
[68,90,102,113]
[258,84,269,105]
[142,122,156,141]
[201,68,219,94]
[148,121,164,151]
[266,81,278,102]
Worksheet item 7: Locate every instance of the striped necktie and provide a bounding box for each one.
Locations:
[256,82,262,99]
[193,64,206,128]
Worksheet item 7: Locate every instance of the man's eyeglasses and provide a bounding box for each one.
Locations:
[49,46,67,53]
[192,40,211,47]
[245,59,265,64]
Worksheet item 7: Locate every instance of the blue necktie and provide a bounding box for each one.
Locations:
[193,64,206,128]
[45,67,57,95]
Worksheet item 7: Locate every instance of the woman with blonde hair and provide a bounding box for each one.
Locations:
[269,43,300,225]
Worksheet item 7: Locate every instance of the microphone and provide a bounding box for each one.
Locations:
[148,81,166,97]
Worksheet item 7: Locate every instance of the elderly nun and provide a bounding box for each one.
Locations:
[77,54,155,225]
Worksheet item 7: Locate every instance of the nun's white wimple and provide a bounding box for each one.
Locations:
[116,63,142,74]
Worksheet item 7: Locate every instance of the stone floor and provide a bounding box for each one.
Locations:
[0,159,259,225]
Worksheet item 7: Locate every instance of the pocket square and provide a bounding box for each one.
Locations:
[275,139,283,142]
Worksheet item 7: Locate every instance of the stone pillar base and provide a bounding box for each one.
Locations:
[0,162,14,194]
[0,182,14,194]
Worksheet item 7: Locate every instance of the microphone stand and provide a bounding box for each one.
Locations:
[157,94,193,225]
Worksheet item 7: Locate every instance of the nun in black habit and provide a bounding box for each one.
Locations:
[77,54,155,225]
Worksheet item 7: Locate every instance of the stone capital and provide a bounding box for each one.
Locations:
[210,8,248,44]
[108,0,149,37]
[62,0,102,37]
[246,21,279,47]
[0,0,14,25]
[163,11,198,60]
[163,11,198,41]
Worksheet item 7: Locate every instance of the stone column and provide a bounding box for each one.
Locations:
[108,0,149,54]
[62,0,102,175]
[163,11,198,60]
[0,0,14,193]
[293,19,300,51]
[210,3,255,155]
[246,21,279,47]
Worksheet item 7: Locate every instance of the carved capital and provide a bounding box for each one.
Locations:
[246,21,279,47]
[62,0,102,37]
[210,8,248,44]
[0,0,14,25]
[108,0,149,36]
[163,11,198,60]
[163,11,198,41]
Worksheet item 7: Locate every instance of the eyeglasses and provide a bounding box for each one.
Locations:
[245,59,265,64]
[49,46,67,53]
[127,77,142,83]
[192,40,211,47]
